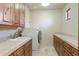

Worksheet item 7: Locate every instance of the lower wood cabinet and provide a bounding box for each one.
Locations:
[14,46,24,56]
[72,47,78,56]
[24,40,32,56]
[9,40,32,56]
[53,35,78,56]
[53,35,63,56]
[9,53,14,56]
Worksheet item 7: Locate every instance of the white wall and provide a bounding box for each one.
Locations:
[25,6,31,28]
[30,10,62,46]
[25,3,78,46]
[62,3,78,37]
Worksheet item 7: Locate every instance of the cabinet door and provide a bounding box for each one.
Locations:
[24,40,32,56]
[58,39,64,56]
[53,35,78,56]
[72,47,78,56]
[3,4,12,25]
[20,10,25,27]
[10,4,15,26]
[0,4,4,24]
[14,46,24,56]
[63,48,72,56]
[28,40,32,56]
[53,35,61,55]
[13,9,20,26]
[0,4,12,25]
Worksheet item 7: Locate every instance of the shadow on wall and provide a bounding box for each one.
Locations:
[0,29,16,42]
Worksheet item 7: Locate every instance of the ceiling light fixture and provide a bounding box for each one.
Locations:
[41,3,50,7]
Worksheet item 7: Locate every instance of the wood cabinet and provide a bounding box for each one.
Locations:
[14,46,25,56]
[10,4,15,25]
[9,46,24,56]
[9,40,32,56]
[13,9,20,26]
[0,3,25,28]
[0,4,4,24]
[72,47,78,56]
[19,10,25,27]
[53,35,63,56]
[53,35,78,56]
[24,40,32,56]
[12,4,25,27]
[3,4,12,25]
[0,4,12,25]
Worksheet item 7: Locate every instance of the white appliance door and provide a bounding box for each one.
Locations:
[22,28,39,51]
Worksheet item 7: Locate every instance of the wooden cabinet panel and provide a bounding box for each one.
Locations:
[3,4,11,23]
[13,9,20,26]
[0,3,25,28]
[63,48,72,56]
[0,4,12,25]
[10,4,15,25]
[53,35,63,56]
[14,46,24,56]
[63,42,72,54]
[9,40,32,56]
[19,10,25,27]
[53,35,78,56]
[24,40,32,56]
[72,47,78,56]
[0,4,4,24]
[62,43,72,56]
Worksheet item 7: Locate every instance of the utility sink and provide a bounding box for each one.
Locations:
[8,37,30,42]
[8,37,23,41]
[9,39,19,41]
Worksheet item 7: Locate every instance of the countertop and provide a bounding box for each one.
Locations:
[54,34,78,49]
[0,37,31,56]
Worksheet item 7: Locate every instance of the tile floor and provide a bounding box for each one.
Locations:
[32,45,58,56]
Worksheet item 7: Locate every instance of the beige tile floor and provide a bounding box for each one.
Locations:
[32,45,58,56]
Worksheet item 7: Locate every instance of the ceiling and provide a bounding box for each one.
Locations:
[25,3,66,10]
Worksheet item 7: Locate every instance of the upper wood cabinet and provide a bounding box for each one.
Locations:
[0,4,4,24]
[13,9,20,26]
[19,9,25,27]
[12,4,25,27]
[3,4,12,25]
[10,4,15,25]
[0,4,12,25]
[0,3,25,28]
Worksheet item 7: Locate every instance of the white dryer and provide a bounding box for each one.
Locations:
[22,28,39,51]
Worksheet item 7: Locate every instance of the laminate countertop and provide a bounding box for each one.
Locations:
[54,34,78,49]
[0,37,31,56]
